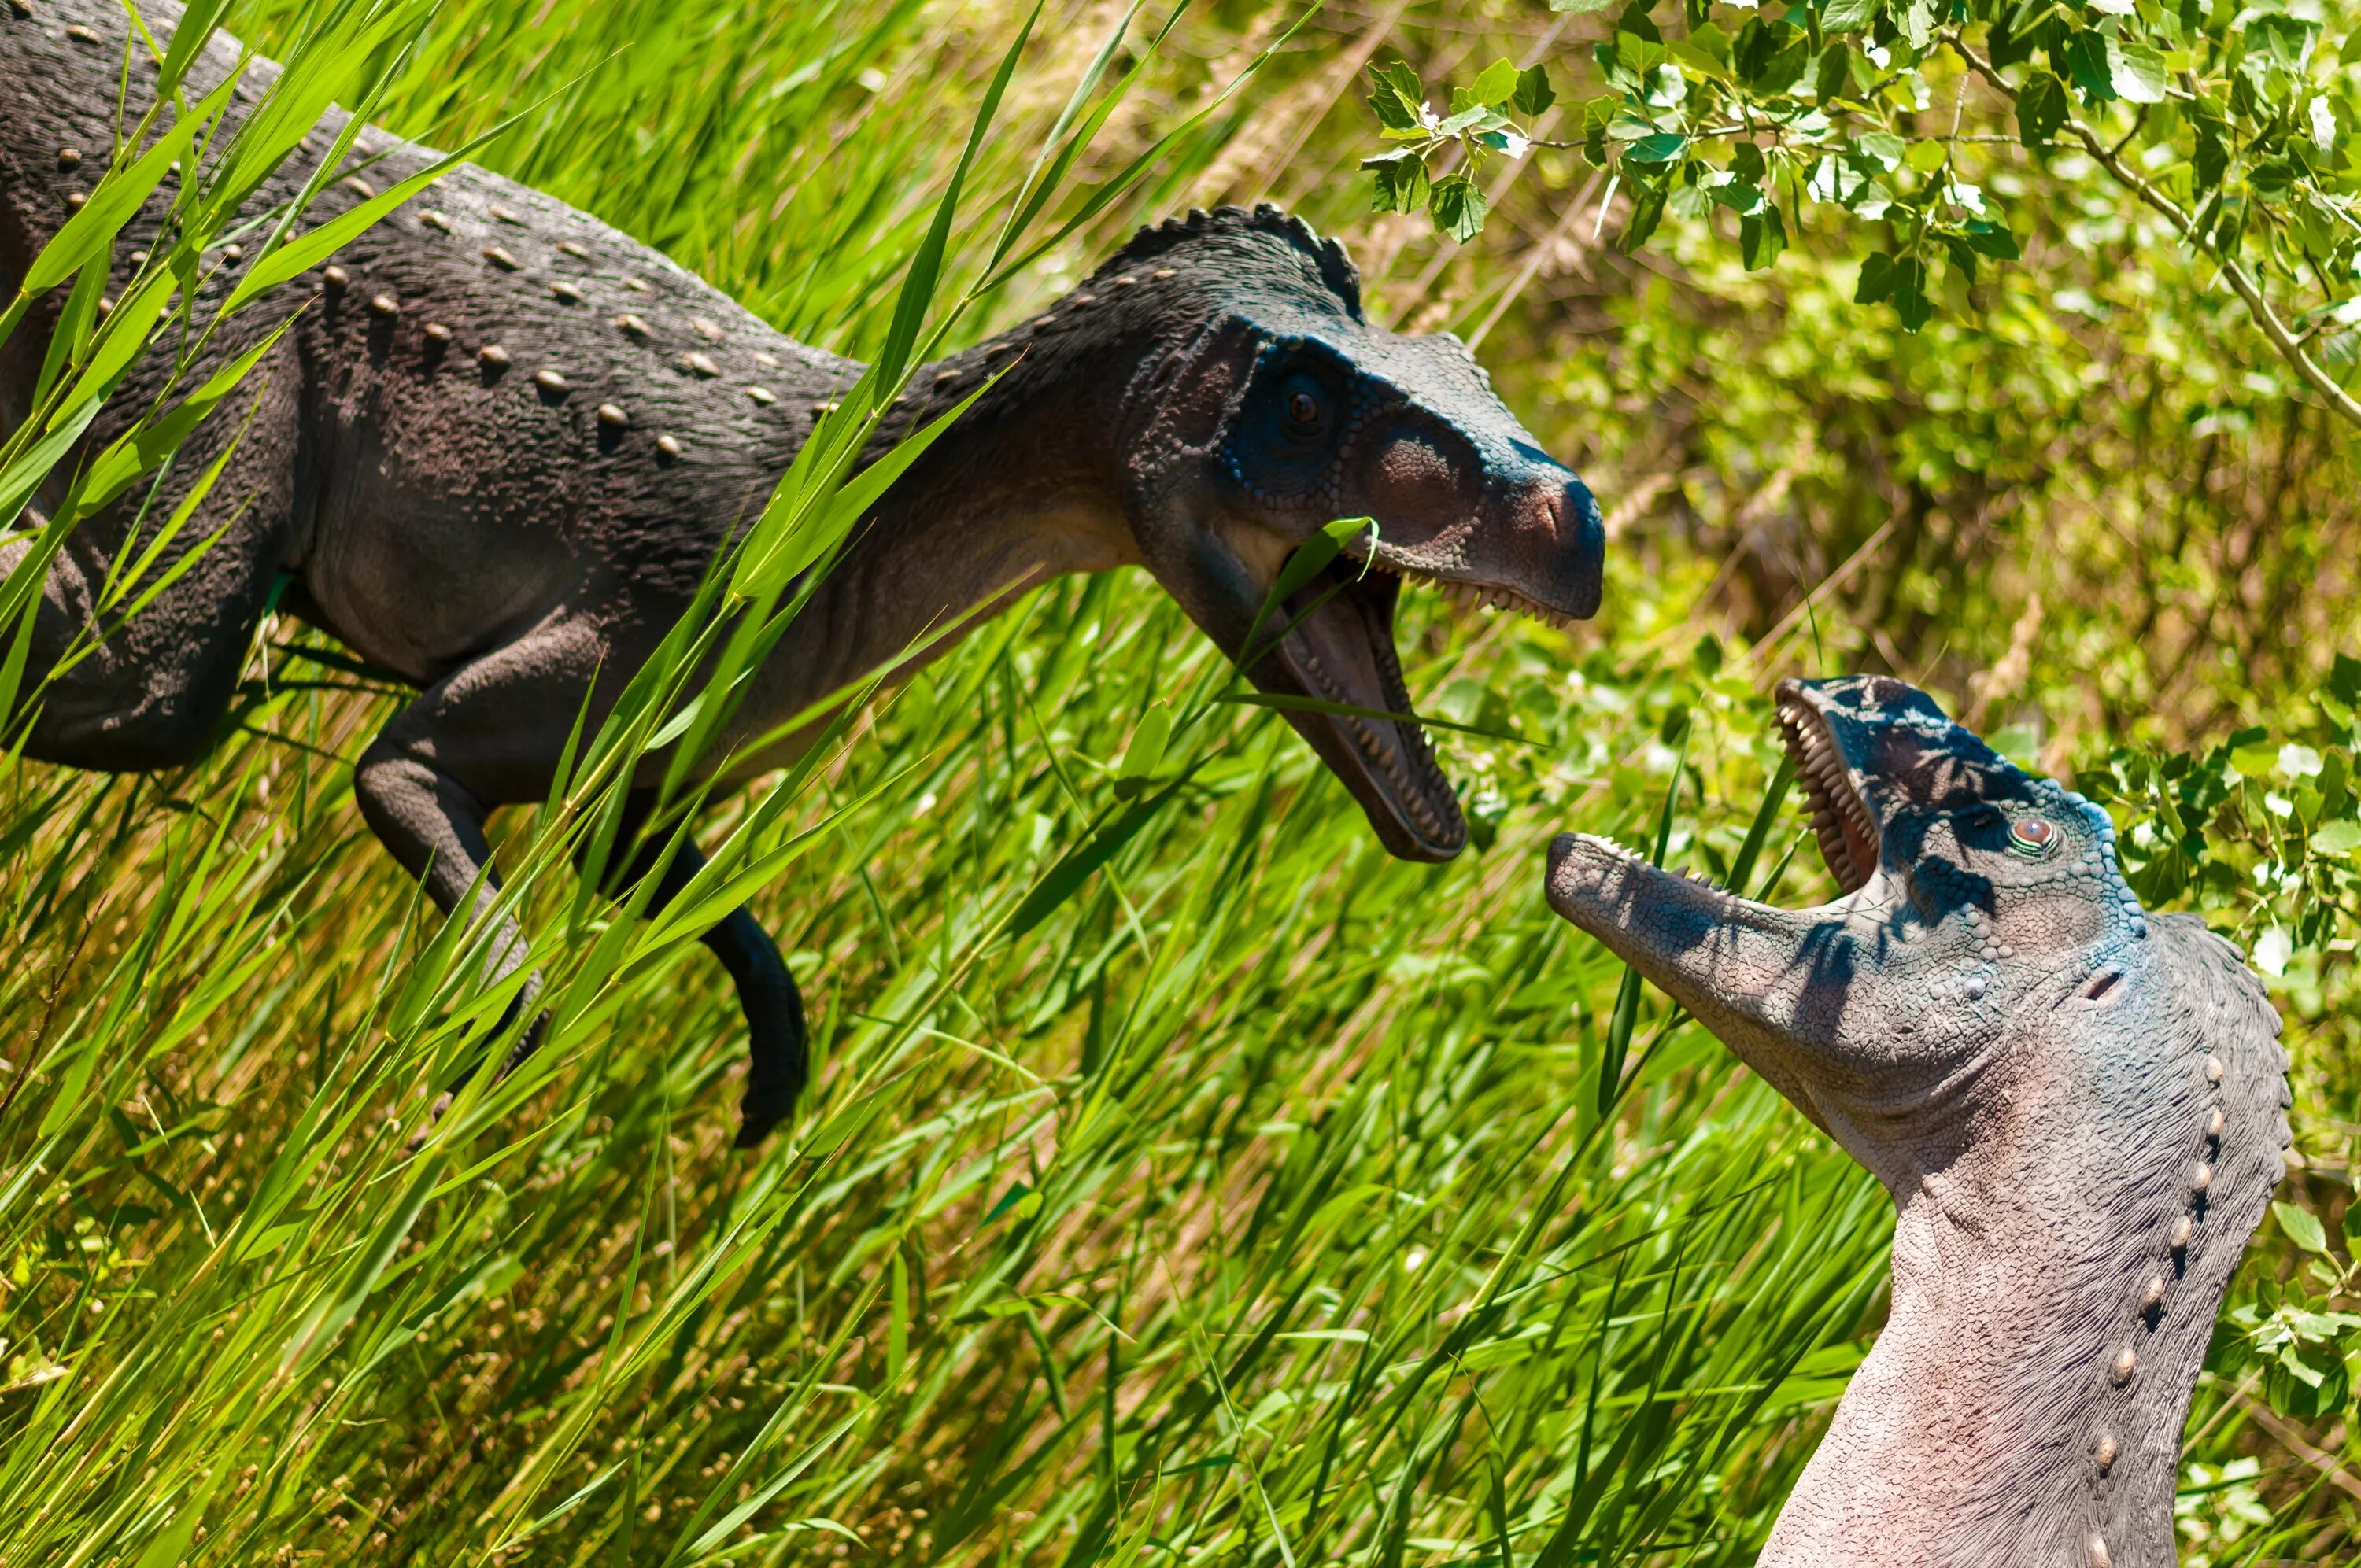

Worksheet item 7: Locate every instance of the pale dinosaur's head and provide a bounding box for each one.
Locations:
[1545,675,2286,1190]
[1543,676,2291,1562]
[1107,207,1602,861]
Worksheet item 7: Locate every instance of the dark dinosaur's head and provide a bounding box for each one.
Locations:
[1543,677,2295,1559]
[1105,207,1603,861]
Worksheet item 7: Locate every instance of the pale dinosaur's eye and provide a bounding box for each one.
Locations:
[2008,817,2057,857]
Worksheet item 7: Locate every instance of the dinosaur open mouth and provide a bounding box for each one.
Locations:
[1775,689,1880,895]
[1265,561,1463,861]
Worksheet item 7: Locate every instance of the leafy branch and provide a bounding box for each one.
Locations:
[1361,0,2361,427]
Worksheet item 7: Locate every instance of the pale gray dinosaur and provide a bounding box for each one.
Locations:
[1546,677,2290,1568]
[2,0,1605,1141]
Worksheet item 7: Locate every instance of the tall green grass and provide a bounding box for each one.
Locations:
[0,0,2350,1562]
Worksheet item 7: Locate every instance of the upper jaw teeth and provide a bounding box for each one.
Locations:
[1779,699,1879,889]
[1356,557,1578,630]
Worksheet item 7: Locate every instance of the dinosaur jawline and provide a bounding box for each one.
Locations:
[1269,563,1464,859]
[1776,690,1879,896]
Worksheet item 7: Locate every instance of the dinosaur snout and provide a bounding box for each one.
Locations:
[1550,478,1605,618]
[1491,470,1604,622]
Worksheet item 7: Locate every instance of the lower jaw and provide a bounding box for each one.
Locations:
[1278,640,1461,854]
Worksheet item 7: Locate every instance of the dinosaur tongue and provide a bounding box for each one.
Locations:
[1271,564,1464,860]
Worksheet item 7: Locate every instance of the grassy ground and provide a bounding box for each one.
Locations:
[2,0,2357,1563]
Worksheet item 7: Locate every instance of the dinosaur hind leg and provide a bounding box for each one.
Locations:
[582,790,808,1146]
[355,622,608,1112]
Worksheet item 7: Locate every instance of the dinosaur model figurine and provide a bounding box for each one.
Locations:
[1,0,1605,1142]
[1545,676,2291,1567]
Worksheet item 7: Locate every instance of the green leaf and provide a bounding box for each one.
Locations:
[1599,714,1691,1113]
[1007,776,1190,939]
[1853,131,1907,172]
[1435,99,1505,137]
[1624,131,1687,165]
[1619,181,1669,253]
[1615,0,1662,45]
[2276,1201,2330,1253]
[1470,58,1520,111]
[1513,62,1557,118]
[2109,39,2168,105]
[2330,653,2361,708]
[1369,60,1425,133]
[1582,96,1615,166]
[1964,219,2020,260]
[2266,1342,2350,1418]
[1734,20,1811,94]
[58,271,177,413]
[1891,257,1932,330]
[1854,250,1896,304]
[1821,0,1881,32]
[1815,42,1853,101]
[2245,13,2319,70]
[2017,70,2070,147]
[1115,707,1171,789]
[1940,234,1979,288]
[1365,149,1432,215]
[2310,820,2361,856]
[1428,173,1490,242]
[2062,30,2114,100]
[1550,0,1623,11]
[1741,203,1787,270]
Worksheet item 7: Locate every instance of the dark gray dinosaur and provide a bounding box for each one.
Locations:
[2,0,1605,1142]
[1546,676,2292,1567]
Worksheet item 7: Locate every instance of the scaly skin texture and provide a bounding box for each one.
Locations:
[1,0,1605,1141]
[1544,677,2291,1568]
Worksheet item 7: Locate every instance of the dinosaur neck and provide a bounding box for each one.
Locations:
[1764,1028,2246,1568]
[738,319,1140,746]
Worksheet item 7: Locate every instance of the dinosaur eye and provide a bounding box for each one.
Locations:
[1287,389,1321,429]
[2008,817,2057,857]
